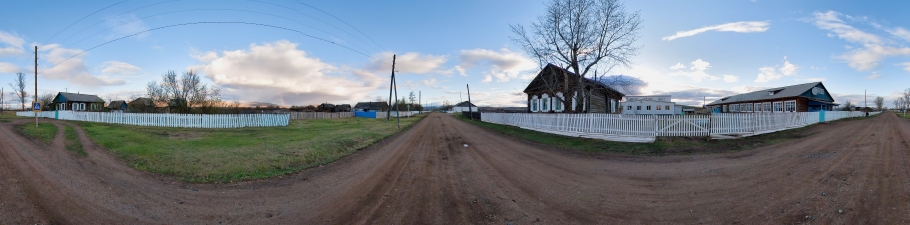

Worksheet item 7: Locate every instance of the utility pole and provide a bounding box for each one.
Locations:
[467,84,473,120]
[386,55,396,122]
[34,46,38,128]
[393,66,400,129]
[418,91,421,112]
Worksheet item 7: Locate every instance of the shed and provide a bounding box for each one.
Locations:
[128,97,155,113]
[107,100,127,112]
[452,101,477,113]
[354,102,389,112]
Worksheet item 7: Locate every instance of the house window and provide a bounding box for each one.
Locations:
[80,103,86,111]
[656,105,661,110]
[744,103,753,112]
[784,100,796,112]
[530,96,539,112]
[723,105,728,112]
[754,103,761,112]
[763,102,772,112]
[665,105,670,110]
[541,94,550,112]
[731,104,738,112]
[627,105,632,110]
[636,106,641,110]
[554,92,563,112]
[773,102,783,112]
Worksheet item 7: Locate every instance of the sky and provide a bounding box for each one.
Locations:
[1,0,910,109]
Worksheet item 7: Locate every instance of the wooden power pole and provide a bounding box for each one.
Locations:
[34,46,38,127]
[386,55,396,122]
[467,84,473,120]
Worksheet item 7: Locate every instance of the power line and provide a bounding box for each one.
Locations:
[43,0,132,44]
[58,0,182,45]
[42,21,378,73]
[296,0,387,52]
[250,0,384,56]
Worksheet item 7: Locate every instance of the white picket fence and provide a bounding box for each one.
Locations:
[289,112,354,120]
[482,111,879,143]
[17,111,289,128]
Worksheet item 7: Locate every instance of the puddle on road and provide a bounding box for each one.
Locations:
[463,143,469,147]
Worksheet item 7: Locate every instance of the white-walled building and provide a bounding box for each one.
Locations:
[621,95,683,115]
[452,101,477,113]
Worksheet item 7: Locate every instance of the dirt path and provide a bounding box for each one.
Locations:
[0,112,908,224]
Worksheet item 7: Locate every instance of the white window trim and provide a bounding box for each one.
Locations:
[530,95,539,112]
[773,101,783,112]
[541,94,550,112]
[554,92,564,112]
[723,105,728,112]
[784,100,796,112]
[754,103,762,112]
[763,102,772,112]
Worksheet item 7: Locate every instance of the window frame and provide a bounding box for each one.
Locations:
[784,100,796,112]
[773,101,783,112]
[541,94,550,112]
[554,92,563,112]
[763,102,772,112]
[530,95,539,112]
[723,105,728,112]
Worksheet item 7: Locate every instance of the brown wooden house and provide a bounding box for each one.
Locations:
[706,82,838,113]
[523,63,625,113]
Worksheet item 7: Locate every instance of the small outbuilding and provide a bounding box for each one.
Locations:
[451,101,477,113]
[128,97,155,113]
[107,100,127,112]
[335,104,352,112]
[53,92,105,111]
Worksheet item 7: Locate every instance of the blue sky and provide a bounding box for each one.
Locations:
[1,0,909,108]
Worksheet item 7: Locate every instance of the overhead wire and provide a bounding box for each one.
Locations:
[296,0,387,52]
[58,0,182,45]
[41,22,378,73]
[43,0,132,44]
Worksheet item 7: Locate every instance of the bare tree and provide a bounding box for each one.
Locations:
[146,70,221,114]
[874,96,884,111]
[1,87,4,112]
[38,93,54,111]
[840,99,854,111]
[9,72,28,110]
[511,0,642,112]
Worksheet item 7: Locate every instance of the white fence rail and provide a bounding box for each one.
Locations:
[482,111,879,143]
[17,111,289,128]
[289,112,354,120]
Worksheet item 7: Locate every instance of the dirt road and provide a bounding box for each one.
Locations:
[1,112,908,224]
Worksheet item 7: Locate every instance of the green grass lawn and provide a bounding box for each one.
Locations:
[457,115,818,156]
[79,115,426,183]
[16,122,58,144]
[0,114,28,122]
[64,125,87,156]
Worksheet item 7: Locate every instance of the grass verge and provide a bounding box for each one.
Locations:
[80,114,426,183]
[64,125,87,156]
[457,115,818,156]
[16,122,58,144]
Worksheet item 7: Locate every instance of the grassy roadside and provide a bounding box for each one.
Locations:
[456,115,818,156]
[16,122,58,144]
[80,114,426,183]
[64,125,87,156]
[0,114,27,123]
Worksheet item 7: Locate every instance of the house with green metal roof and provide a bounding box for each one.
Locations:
[52,92,105,111]
[706,82,838,113]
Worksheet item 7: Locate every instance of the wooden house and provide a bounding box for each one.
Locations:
[52,92,105,111]
[523,63,625,113]
[335,104,352,112]
[107,100,127,112]
[354,102,389,112]
[128,97,156,113]
[706,82,838,113]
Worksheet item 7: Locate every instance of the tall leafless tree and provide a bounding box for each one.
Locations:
[511,0,641,112]
[146,70,221,114]
[9,72,28,110]
[874,96,884,111]
[0,87,4,112]
[38,93,54,111]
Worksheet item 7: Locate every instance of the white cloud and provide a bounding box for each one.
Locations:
[192,51,219,63]
[810,11,910,71]
[458,48,538,82]
[198,40,384,105]
[669,63,686,70]
[754,57,799,82]
[481,75,492,83]
[754,66,781,83]
[39,44,127,86]
[722,75,739,82]
[887,27,910,42]
[779,58,798,75]
[812,11,881,44]
[422,78,440,88]
[100,61,141,76]
[667,59,719,82]
[0,30,25,56]
[662,21,769,41]
[0,62,20,73]
[866,72,882,79]
[900,62,910,73]
[366,52,448,74]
